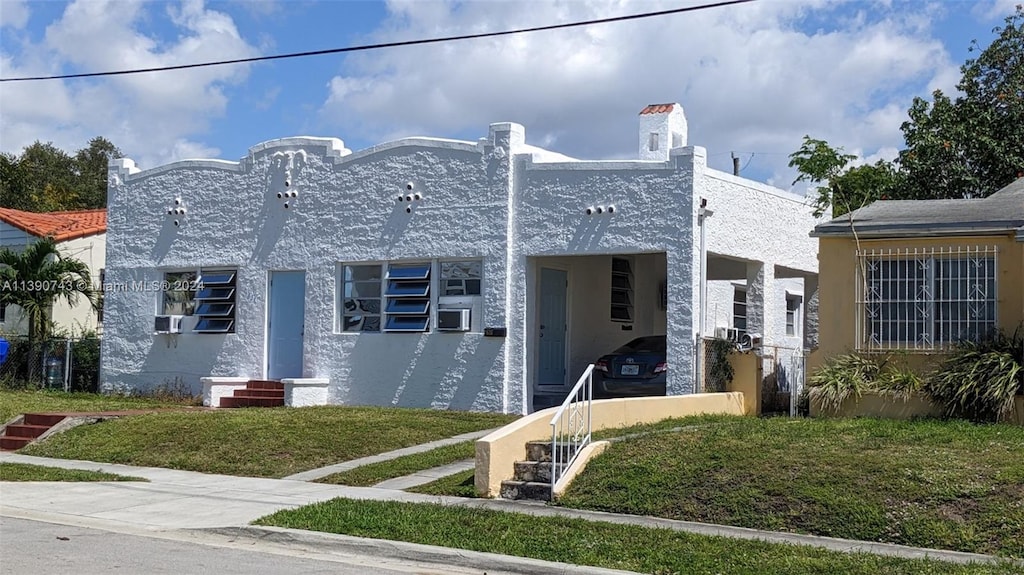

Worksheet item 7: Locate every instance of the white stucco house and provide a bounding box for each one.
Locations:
[100,103,820,414]
[0,208,106,336]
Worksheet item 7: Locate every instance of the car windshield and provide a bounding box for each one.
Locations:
[612,336,666,354]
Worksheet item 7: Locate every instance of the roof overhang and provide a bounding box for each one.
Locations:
[811,220,1024,239]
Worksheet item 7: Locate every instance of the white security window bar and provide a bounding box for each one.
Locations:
[733,287,747,336]
[193,269,236,333]
[610,257,634,322]
[440,260,482,296]
[856,246,998,352]
[384,263,431,332]
[341,264,382,332]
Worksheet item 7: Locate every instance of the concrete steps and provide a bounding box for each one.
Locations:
[500,440,567,501]
[219,380,284,408]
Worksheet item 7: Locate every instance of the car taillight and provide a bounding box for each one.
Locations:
[595,360,609,373]
[653,362,667,374]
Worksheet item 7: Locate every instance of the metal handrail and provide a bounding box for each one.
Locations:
[548,364,594,495]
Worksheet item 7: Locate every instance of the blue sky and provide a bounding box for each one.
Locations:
[0,0,1016,188]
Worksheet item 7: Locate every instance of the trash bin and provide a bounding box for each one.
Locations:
[45,356,63,389]
[0,337,8,365]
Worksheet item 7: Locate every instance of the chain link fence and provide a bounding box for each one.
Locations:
[698,337,807,416]
[0,335,101,392]
[699,337,734,393]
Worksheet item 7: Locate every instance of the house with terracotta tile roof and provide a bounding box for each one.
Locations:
[0,208,106,335]
[101,103,821,413]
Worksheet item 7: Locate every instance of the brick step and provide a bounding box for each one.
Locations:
[513,460,553,483]
[24,413,68,427]
[219,396,285,408]
[3,424,52,439]
[246,380,284,390]
[0,436,34,451]
[234,388,284,398]
[499,480,551,501]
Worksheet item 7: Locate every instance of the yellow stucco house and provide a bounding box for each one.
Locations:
[809,177,1024,375]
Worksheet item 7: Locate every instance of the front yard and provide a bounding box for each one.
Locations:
[556,415,1024,558]
[6,388,520,478]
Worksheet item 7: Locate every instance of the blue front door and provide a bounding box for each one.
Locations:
[538,268,567,387]
[267,271,305,379]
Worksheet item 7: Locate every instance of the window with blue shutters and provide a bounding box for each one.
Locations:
[193,269,236,333]
[384,263,431,332]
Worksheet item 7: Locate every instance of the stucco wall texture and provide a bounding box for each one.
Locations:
[101,106,819,414]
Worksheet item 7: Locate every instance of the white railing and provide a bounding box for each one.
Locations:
[549,364,594,495]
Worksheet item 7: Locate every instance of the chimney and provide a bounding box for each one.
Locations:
[638,103,687,161]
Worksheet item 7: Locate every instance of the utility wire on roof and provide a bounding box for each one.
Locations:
[1,0,756,83]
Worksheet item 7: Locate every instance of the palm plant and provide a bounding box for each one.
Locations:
[926,328,1024,422]
[807,353,881,413]
[0,237,96,381]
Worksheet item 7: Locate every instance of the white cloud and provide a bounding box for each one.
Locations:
[974,0,1022,21]
[320,0,960,188]
[0,0,30,29]
[0,0,258,168]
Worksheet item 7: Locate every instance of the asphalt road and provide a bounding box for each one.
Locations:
[0,516,500,575]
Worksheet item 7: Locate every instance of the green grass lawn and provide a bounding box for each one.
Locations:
[556,415,1024,558]
[407,468,477,497]
[0,390,188,422]
[0,462,146,482]
[21,406,515,478]
[316,440,475,486]
[256,499,1021,575]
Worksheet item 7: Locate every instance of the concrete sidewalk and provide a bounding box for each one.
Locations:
[283,427,494,481]
[1,452,1015,568]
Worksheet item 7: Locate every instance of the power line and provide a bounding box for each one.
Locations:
[1,0,756,83]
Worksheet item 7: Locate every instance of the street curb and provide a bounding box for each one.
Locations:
[199,525,643,575]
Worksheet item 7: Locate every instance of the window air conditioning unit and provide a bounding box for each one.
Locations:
[715,327,740,342]
[738,333,762,351]
[154,314,185,334]
[436,308,471,331]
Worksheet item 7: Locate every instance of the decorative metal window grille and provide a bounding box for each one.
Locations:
[341,264,382,332]
[733,287,747,335]
[440,260,481,296]
[856,246,998,352]
[384,263,431,332]
[193,270,236,333]
[610,257,633,322]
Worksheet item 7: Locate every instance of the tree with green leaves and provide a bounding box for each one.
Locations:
[788,137,902,218]
[0,137,122,212]
[0,237,96,352]
[791,6,1024,214]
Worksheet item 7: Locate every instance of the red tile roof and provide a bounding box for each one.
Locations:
[639,103,678,115]
[0,208,106,242]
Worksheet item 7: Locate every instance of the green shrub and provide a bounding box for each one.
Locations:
[873,363,925,401]
[926,328,1023,422]
[807,353,880,412]
[808,353,929,413]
